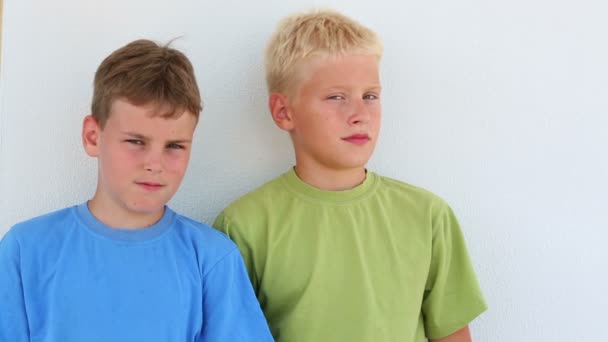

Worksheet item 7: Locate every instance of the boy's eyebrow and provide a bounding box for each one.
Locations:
[122,132,149,140]
[166,139,193,144]
[121,131,193,144]
[325,85,382,91]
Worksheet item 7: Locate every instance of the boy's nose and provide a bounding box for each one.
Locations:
[145,165,162,173]
[348,99,370,125]
[144,151,163,173]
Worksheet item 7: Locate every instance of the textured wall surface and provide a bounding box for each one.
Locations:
[1,0,607,340]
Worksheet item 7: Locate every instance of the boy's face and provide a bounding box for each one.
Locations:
[83,99,197,222]
[277,54,381,175]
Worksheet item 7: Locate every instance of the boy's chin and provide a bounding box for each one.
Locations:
[122,199,169,216]
[128,203,167,215]
[335,159,372,171]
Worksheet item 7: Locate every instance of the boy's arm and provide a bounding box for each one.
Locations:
[430,326,471,342]
[0,231,30,341]
[199,248,273,342]
[213,211,259,292]
[422,202,487,340]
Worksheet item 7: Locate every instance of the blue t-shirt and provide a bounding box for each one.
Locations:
[0,203,273,342]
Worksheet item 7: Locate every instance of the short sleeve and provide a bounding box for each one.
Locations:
[0,230,30,342]
[199,248,273,342]
[422,203,487,339]
[213,212,259,293]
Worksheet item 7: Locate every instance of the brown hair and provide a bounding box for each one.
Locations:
[91,39,202,128]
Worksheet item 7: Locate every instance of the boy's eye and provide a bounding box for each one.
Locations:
[166,143,185,150]
[125,139,144,145]
[327,95,345,100]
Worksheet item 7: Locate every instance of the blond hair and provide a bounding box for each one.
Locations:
[265,9,383,94]
[92,39,202,128]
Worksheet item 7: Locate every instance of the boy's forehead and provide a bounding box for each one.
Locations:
[293,54,380,89]
[110,98,172,116]
[104,99,197,132]
[108,98,197,122]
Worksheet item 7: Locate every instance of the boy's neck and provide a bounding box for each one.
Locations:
[293,164,367,191]
[87,196,165,229]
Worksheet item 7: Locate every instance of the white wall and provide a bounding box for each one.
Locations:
[1,0,607,340]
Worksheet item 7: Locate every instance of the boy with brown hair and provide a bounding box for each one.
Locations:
[214,10,487,342]
[0,39,273,342]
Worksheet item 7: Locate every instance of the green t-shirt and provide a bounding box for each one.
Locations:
[214,169,487,341]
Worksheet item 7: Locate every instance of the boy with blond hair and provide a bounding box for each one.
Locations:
[0,39,273,342]
[214,10,487,342]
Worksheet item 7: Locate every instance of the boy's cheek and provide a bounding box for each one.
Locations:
[114,152,141,168]
[164,156,191,174]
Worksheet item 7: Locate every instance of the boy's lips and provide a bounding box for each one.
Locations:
[135,181,165,191]
[342,134,371,145]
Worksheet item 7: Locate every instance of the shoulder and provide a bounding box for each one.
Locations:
[3,206,78,243]
[370,173,460,236]
[372,174,467,240]
[169,213,257,280]
[219,173,287,218]
[1,206,79,261]
[372,172,450,211]
[170,211,239,257]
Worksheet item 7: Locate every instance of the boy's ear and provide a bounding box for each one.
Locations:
[82,115,102,157]
[269,92,294,131]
